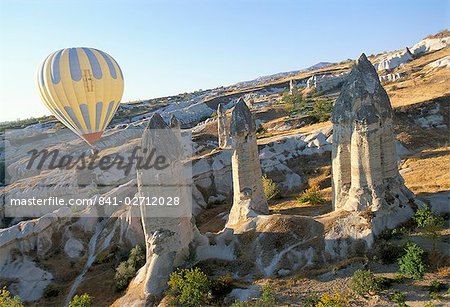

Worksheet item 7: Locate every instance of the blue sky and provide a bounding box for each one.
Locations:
[0,0,448,121]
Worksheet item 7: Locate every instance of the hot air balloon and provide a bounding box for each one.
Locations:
[37,47,124,145]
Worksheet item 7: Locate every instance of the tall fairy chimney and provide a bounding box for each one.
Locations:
[226,98,268,226]
[217,103,230,148]
[331,54,414,220]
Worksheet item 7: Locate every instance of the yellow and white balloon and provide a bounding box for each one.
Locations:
[37,47,124,145]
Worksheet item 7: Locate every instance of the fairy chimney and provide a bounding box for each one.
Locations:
[137,113,194,297]
[217,103,230,148]
[226,98,268,226]
[169,114,182,141]
[331,54,415,228]
[289,79,298,95]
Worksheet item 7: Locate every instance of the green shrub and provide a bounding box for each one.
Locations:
[398,242,426,280]
[316,291,349,307]
[68,293,93,307]
[262,175,279,200]
[297,185,325,206]
[306,100,333,122]
[0,287,23,307]
[282,93,304,112]
[167,267,211,307]
[389,291,406,306]
[114,244,146,291]
[350,269,380,296]
[256,284,276,306]
[413,207,444,239]
[301,292,320,307]
[231,301,249,307]
[428,280,446,293]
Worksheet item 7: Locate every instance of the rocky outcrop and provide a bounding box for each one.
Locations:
[136,113,195,297]
[306,73,348,92]
[169,114,182,141]
[289,79,298,95]
[410,34,450,55]
[226,99,268,226]
[217,103,230,148]
[331,53,415,234]
[379,72,406,83]
[426,55,450,69]
[374,48,412,71]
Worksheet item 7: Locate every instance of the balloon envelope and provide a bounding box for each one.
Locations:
[37,47,124,145]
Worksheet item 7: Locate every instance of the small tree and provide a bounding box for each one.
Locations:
[114,244,146,291]
[167,268,211,307]
[297,185,325,206]
[68,293,93,307]
[350,269,380,296]
[413,207,444,248]
[398,242,426,280]
[0,287,23,307]
[262,175,279,200]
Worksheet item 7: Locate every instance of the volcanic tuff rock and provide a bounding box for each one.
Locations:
[331,53,415,234]
[226,98,268,226]
[217,103,230,148]
[374,48,413,71]
[136,113,195,296]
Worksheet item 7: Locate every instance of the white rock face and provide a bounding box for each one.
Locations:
[306,72,348,92]
[64,238,85,258]
[379,72,406,83]
[227,99,268,226]
[410,35,450,55]
[374,48,413,71]
[0,257,53,302]
[331,53,415,234]
[426,55,450,69]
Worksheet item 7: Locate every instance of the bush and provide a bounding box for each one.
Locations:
[428,280,446,293]
[114,244,146,291]
[0,287,23,307]
[68,293,93,307]
[389,291,406,306]
[413,207,444,239]
[306,100,333,122]
[297,185,325,206]
[282,93,304,112]
[256,284,276,306]
[262,175,279,200]
[316,291,349,307]
[168,267,211,307]
[301,292,320,307]
[350,269,380,296]
[398,242,426,280]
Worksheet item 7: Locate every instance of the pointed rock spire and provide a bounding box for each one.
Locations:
[230,98,256,135]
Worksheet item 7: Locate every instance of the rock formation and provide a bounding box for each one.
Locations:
[331,53,415,231]
[217,103,230,148]
[289,79,298,95]
[169,114,182,141]
[306,72,348,92]
[374,48,413,71]
[226,98,268,226]
[137,113,194,297]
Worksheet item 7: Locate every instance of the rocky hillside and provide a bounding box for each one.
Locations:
[0,30,449,307]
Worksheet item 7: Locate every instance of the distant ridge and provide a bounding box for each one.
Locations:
[235,62,334,87]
